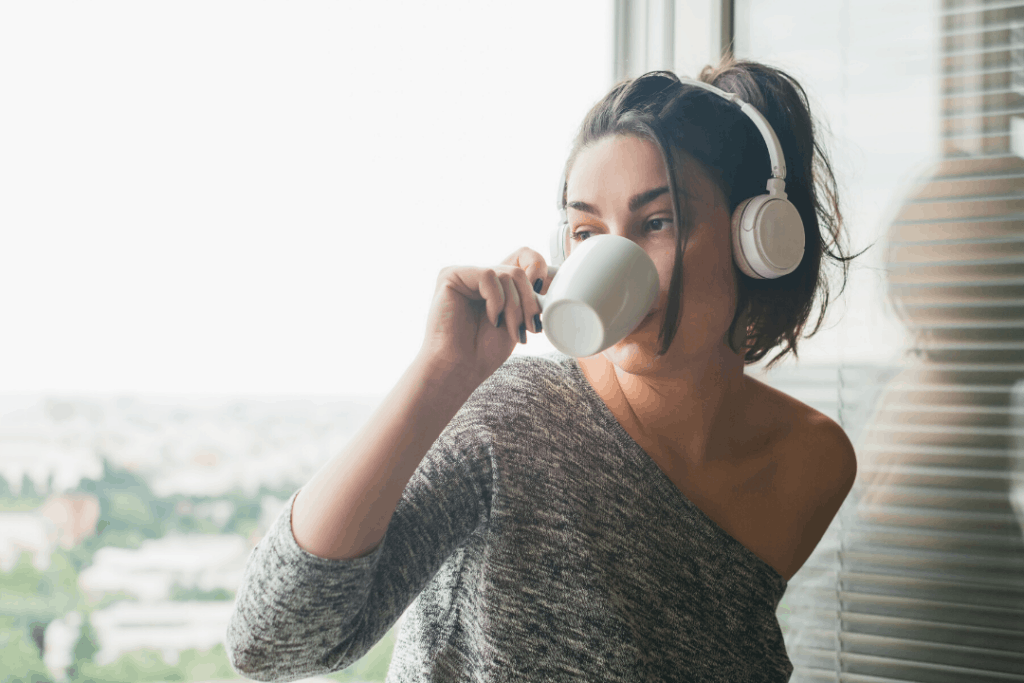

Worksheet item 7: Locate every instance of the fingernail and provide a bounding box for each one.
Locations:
[519,323,526,344]
[534,314,542,333]
[496,312,504,328]
[533,279,542,293]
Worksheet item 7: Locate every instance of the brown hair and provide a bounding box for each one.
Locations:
[560,54,872,372]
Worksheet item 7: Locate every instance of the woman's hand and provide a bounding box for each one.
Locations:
[418,247,552,386]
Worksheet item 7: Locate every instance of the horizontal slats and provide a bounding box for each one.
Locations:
[900,193,1024,207]
[824,578,1024,623]
[791,648,1024,683]
[854,475,1019,498]
[863,422,1024,437]
[851,362,1024,372]
[911,155,1024,178]
[941,0,1024,18]
[887,274,1024,287]
[944,43,1024,60]
[850,508,1020,535]
[841,526,1024,554]
[828,631,1024,674]
[764,355,1024,676]
[786,617,1024,655]
[857,443,1018,456]
[943,138,1013,155]
[839,543,1024,574]
[872,401,1024,412]
[884,306,1024,326]
[892,227,1023,247]
[906,176,1024,197]
[941,132,1014,145]
[943,87,1024,106]
[896,297,1024,308]
[944,105,1024,120]
[934,149,1024,160]
[893,195,1024,221]
[907,170,1024,184]
[888,255,1024,270]
[943,17,1024,37]
[782,598,1024,637]
[858,462,1024,479]
[943,64,1023,80]
[745,1,1024,677]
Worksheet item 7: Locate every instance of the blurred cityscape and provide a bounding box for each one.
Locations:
[2,357,974,683]
[0,392,401,683]
[10,349,1020,683]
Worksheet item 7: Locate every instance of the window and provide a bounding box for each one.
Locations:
[734,0,1024,679]
[0,4,613,681]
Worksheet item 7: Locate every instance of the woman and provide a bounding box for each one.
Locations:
[226,55,865,682]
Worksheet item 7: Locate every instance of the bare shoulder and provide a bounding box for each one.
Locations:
[766,395,858,581]
[747,376,856,482]
[803,412,857,489]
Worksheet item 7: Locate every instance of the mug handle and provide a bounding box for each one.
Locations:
[534,264,559,310]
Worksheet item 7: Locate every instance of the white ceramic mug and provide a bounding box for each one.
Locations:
[535,234,659,357]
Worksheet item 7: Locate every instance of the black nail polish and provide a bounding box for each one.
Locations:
[496,312,504,328]
[519,323,526,344]
[533,279,542,293]
[534,314,542,333]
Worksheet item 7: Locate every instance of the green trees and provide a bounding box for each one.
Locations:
[0,615,51,683]
[0,546,84,683]
[0,455,400,682]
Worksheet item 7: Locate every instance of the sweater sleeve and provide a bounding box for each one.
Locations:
[224,396,494,683]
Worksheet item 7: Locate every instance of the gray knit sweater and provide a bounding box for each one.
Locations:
[226,351,792,682]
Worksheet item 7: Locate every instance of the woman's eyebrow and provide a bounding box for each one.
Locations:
[566,186,670,218]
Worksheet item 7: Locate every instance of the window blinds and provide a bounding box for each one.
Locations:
[747,1,1024,679]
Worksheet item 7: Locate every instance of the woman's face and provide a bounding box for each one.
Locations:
[564,134,742,372]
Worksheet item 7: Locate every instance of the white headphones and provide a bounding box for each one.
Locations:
[551,76,805,280]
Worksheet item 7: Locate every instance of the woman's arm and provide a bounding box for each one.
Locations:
[225,352,492,682]
[291,353,480,560]
[226,249,545,680]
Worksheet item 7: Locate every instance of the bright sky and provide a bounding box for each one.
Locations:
[0,1,613,395]
[1,1,932,398]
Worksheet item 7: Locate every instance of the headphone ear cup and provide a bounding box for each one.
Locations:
[731,196,764,279]
[550,222,569,267]
[731,194,805,279]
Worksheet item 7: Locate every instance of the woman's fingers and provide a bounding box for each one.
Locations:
[479,268,506,329]
[499,247,549,336]
[500,265,543,342]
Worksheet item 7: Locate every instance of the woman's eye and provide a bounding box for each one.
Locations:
[570,219,671,242]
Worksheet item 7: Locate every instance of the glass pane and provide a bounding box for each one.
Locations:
[736,1,1024,679]
[736,0,940,371]
[0,3,612,682]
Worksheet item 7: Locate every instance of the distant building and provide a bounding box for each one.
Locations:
[39,493,101,550]
[0,394,376,501]
[0,511,55,571]
[0,416,104,496]
[88,600,237,667]
[47,605,346,683]
[79,532,252,603]
[0,492,101,571]
[43,610,82,683]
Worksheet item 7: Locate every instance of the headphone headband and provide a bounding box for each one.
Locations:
[674,77,787,180]
[557,74,788,217]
